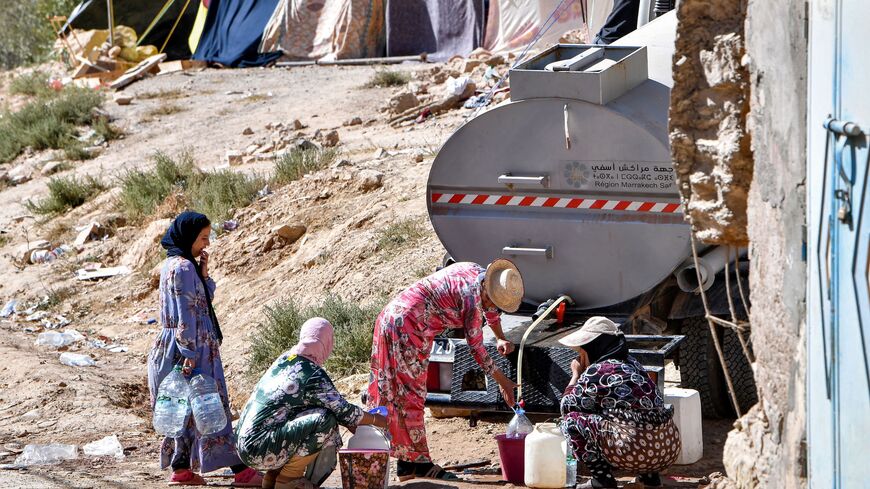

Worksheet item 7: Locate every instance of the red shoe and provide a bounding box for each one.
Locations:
[233,467,265,487]
[168,469,206,486]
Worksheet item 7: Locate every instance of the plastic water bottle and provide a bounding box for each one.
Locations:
[153,366,191,437]
[506,407,534,439]
[565,453,577,487]
[189,373,227,435]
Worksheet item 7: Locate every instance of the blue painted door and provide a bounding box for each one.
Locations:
[808,1,870,487]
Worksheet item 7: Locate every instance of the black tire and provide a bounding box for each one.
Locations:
[678,317,757,418]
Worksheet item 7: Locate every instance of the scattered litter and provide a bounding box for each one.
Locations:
[464,94,490,109]
[89,337,129,353]
[74,222,102,246]
[83,435,124,459]
[444,76,473,97]
[59,352,95,367]
[0,300,17,318]
[30,245,72,264]
[35,330,84,347]
[75,266,131,281]
[257,185,272,198]
[222,220,239,231]
[14,444,78,466]
[415,107,432,124]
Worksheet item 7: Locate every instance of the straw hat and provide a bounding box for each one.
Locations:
[558,316,622,347]
[484,259,524,313]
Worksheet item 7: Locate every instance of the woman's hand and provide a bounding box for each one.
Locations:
[199,250,209,279]
[182,357,196,376]
[492,370,518,407]
[570,358,587,378]
[496,339,515,356]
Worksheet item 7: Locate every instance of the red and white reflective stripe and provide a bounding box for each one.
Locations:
[430,193,683,214]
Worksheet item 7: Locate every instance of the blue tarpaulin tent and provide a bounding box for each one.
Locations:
[192,0,282,67]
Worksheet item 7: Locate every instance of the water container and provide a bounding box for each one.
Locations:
[347,426,390,451]
[153,366,191,437]
[565,454,577,487]
[506,408,534,438]
[189,373,227,435]
[524,423,567,488]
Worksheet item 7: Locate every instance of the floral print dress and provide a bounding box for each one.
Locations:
[560,355,680,480]
[147,256,242,473]
[236,353,365,470]
[366,262,500,463]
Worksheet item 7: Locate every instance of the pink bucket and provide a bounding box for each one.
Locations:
[338,449,390,489]
[494,434,526,484]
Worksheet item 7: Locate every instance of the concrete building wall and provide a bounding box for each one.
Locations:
[670,0,808,487]
[723,1,808,487]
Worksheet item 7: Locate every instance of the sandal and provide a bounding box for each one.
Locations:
[168,469,206,486]
[396,461,460,482]
[232,467,265,487]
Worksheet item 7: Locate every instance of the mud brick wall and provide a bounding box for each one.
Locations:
[669,0,752,246]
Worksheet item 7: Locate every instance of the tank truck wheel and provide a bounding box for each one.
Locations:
[678,317,733,418]
[722,327,759,413]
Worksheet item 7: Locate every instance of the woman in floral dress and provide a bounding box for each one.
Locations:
[148,211,262,487]
[237,318,388,489]
[558,317,681,489]
[366,259,524,481]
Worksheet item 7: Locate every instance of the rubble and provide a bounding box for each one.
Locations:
[356,169,384,191]
[113,93,133,106]
[41,161,65,176]
[322,130,340,147]
[271,224,307,244]
[388,91,420,114]
[242,127,254,135]
[292,119,306,130]
[463,59,482,73]
[344,117,363,126]
[226,150,245,166]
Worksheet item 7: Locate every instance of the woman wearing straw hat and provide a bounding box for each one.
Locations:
[366,259,524,481]
[558,317,680,489]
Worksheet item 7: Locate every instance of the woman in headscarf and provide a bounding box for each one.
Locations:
[366,259,524,481]
[236,318,388,489]
[558,317,681,489]
[147,211,262,487]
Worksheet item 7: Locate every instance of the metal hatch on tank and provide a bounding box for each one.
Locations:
[427,41,691,309]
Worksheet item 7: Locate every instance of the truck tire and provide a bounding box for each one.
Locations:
[678,317,757,418]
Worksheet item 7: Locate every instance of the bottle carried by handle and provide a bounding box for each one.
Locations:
[153,366,191,437]
[189,372,228,435]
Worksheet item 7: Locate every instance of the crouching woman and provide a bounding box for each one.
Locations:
[558,317,680,489]
[236,318,388,489]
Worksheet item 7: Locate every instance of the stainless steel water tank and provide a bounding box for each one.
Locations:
[427,13,689,308]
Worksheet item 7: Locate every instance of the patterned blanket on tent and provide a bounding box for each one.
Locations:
[484,0,614,54]
[260,0,385,61]
[385,0,485,61]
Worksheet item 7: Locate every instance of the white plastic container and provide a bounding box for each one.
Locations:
[346,426,389,451]
[664,387,703,464]
[524,423,567,488]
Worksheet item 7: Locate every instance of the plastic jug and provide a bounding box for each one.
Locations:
[524,423,567,488]
[347,426,390,450]
[189,373,228,435]
[506,407,534,439]
[153,366,191,437]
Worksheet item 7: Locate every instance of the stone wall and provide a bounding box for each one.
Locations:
[669,0,752,246]
[722,0,808,487]
[669,0,809,487]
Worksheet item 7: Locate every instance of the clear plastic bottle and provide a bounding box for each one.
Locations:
[189,373,227,435]
[565,453,577,487]
[506,408,535,438]
[153,366,191,437]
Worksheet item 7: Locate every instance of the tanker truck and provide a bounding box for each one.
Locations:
[423,12,756,419]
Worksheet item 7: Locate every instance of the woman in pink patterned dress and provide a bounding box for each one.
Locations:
[366,259,524,481]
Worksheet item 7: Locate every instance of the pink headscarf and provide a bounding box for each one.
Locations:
[290,317,334,365]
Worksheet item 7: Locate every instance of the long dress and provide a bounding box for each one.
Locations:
[366,262,500,463]
[559,355,680,480]
[147,256,242,473]
[235,353,365,470]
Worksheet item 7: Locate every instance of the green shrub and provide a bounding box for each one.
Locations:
[364,70,410,88]
[118,151,198,220]
[25,175,105,215]
[189,168,265,223]
[10,71,51,97]
[247,296,384,378]
[0,0,80,69]
[273,148,338,185]
[0,86,105,163]
[375,218,427,251]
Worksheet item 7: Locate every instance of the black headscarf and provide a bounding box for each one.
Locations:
[160,211,223,344]
[582,333,629,364]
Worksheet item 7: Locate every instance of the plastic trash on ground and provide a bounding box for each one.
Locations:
[14,444,78,465]
[83,435,125,459]
[59,352,95,367]
[0,299,17,317]
[36,329,84,347]
[444,76,472,97]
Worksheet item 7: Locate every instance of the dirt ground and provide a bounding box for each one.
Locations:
[0,63,726,488]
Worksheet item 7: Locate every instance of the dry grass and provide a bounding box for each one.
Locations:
[364,70,410,88]
[137,88,185,100]
[375,217,427,251]
[273,147,339,185]
[141,102,187,122]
